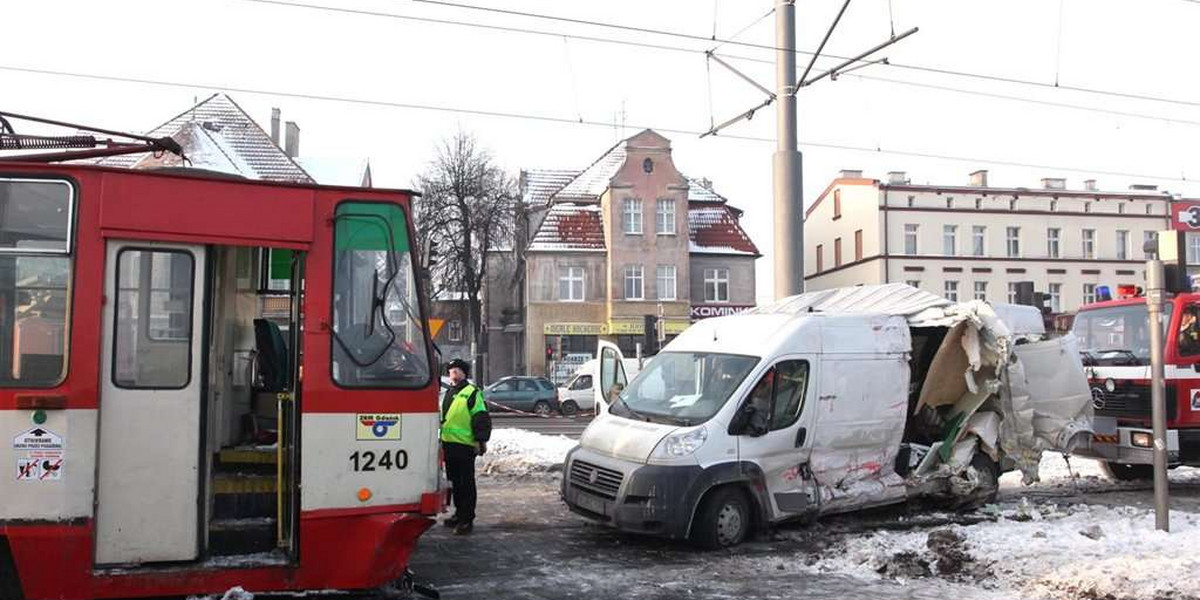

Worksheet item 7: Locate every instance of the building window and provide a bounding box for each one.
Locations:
[943,225,957,256]
[944,280,959,302]
[655,265,677,301]
[623,265,644,300]
[656,199,676,235]
[1146,231,1158,258]
[975,198,982,210]
[1050,200,1057,212]
[1118,203,1125,214]
[1189,234,1200,265]
[1084,202,1092,213]
[1009,198,1018,210]
[907,195,915,207]
[904,224,918,254]
[447,320,463,342]
[1048,283,1062,312]
[833,189,842,219]
[974,281,987,301]
[1047,228,1061,259]
[1146,204,1154,215]
[816,244,824,272]
[1116,230,1129,260]
[972,226,986,256]
[854,229,863,261]
[704,268,730,303]
[906,280,921,289]
[946,196,954,209]
[1007,282,1019,304]
[558,266,585,301]
[1006,226,1020,257]
[834,237,843,267]
[1082,229,1096,259]
[623,198,643,234]
[1083,283,1097,305]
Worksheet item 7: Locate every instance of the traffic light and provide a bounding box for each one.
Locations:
[643,315,660,356]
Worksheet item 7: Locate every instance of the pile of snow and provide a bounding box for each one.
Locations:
[478,428,577,477]
[805,503,1200,600]
[185,587,254,600]
[1001,452,1200,491]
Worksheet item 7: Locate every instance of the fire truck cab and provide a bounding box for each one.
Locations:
[0,162,443,600]
[1072,291,1200,479]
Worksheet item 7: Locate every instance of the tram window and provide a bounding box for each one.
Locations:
[0,179,74,387]
[331,201,431,388]
[113,250,194,389]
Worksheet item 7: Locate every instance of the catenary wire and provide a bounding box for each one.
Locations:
[0,62,1193,185]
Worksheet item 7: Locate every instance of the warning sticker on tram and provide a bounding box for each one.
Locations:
[356,414,402,441]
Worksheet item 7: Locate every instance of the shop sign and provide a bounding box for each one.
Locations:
[690,304,754,319]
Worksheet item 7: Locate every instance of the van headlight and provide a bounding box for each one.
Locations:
[653,426,709,459]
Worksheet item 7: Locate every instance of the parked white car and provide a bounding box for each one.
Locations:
[558,358,643,417]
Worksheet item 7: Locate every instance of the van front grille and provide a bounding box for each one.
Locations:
[569,460,623,500]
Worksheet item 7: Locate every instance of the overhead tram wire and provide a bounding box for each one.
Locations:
[239,0,1200,122]
[401,0,1200,108]
[0,62,1193,185]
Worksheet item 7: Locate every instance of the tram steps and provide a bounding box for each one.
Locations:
[208,517,278,557]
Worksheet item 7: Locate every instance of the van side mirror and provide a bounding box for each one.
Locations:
[728,404,766,437]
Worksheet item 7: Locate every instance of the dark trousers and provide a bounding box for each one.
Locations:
[443,442,478,523]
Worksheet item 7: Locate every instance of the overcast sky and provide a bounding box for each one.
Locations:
[5,0,1199,303]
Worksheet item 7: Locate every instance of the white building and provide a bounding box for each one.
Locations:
[805,169,1180,313]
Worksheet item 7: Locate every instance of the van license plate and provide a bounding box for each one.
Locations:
[575,491,606,515]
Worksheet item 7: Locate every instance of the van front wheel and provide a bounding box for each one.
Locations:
[560,400,579,417]
[691,486,751,550]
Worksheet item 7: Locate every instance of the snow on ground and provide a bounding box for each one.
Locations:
[1000,451,1200,491]
[478,428,577,476]
[804,503,1200,600]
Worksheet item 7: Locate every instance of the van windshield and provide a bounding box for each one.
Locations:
[612,352,758,426]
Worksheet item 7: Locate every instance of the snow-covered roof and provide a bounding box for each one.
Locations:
[295,157,371,187]
[522,169,579,206]
[686,177,728,203]
[528,203,605,252]
[551,142,626,202]
[98,93,313,183]
[688,205,760,256]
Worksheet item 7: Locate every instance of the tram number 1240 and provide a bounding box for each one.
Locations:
[349,449,409,471]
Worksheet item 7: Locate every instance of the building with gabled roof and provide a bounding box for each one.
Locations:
[492,129,760,381]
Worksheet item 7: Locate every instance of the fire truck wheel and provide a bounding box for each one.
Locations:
[560,400,579,417]
[691,486,751,550]
[0,540,23,600]
[1100,461,1154,481]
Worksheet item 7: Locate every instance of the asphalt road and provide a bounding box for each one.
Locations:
[491,413,594,439]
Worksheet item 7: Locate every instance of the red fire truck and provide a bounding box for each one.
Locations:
[0,157,444,598]
[1071,289,1200,480]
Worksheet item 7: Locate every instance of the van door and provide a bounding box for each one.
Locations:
[96,242,206,565]
[732,358,818,518]
[809,355,908,511]
[595,341,628,415]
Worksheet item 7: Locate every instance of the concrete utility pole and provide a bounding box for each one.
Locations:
[773,0,804,299]
[1146,259,1171,532]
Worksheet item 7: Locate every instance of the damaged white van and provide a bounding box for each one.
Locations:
[561,284,1093,548]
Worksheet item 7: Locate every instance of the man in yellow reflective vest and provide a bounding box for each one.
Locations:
[440,358,491,535]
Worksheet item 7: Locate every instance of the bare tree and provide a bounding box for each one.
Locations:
[415,131,517,380]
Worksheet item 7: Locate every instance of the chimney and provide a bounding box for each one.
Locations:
[284,121,300,158]
[1041,177,1066,190]
[840,169,863,179]
[886,171,908,185]
[1129,184,1159,192]
[1084,179,1098,191]
[270,108,281,146]
[969,169,988,187]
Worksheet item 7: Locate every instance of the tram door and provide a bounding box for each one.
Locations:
[96,242,206,565]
